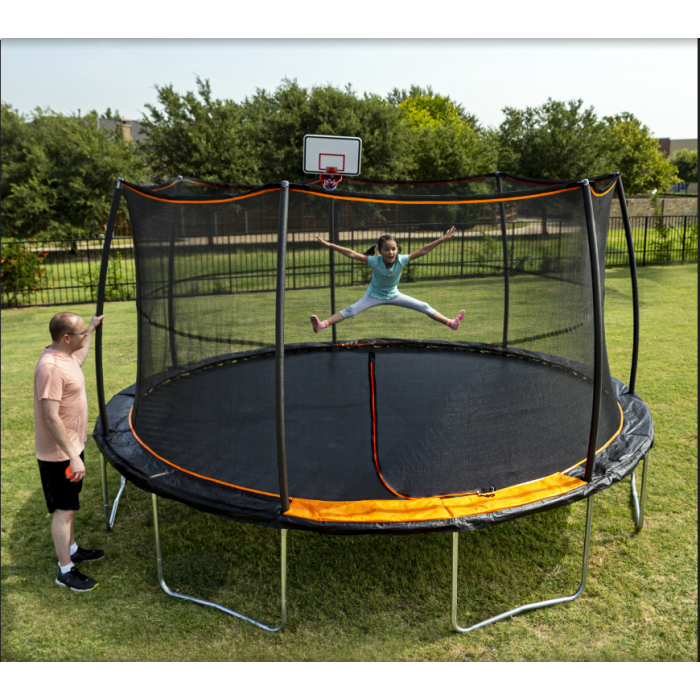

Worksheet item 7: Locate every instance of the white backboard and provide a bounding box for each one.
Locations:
[303,134,362,176]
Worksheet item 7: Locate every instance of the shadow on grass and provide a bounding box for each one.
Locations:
[4,443,634,655]
[149,496,580,636]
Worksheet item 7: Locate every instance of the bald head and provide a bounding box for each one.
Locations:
[49,312,81,342]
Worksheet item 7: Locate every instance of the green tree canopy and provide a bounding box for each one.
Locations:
[394,86,496,180]
[141,78,415,184]
[242,79,414,182]
[140,77,258,184]
[497,98,611,180]
[603,113,680,195]
[669,149,698,185]
[1,103,147,239]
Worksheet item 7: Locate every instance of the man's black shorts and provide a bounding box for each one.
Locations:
[37,452,84,513]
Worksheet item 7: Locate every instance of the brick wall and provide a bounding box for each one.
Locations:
[610,195,698,217]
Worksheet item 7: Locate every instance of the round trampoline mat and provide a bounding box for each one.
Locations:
[131,344,623,502]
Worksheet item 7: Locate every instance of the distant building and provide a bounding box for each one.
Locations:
[658,138,698,194]
[97,118,148,144]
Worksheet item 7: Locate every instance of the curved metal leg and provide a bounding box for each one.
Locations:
[451,495,594,633]
[152,494,287,632]
[631,452,650,530]
[100,454,126,531]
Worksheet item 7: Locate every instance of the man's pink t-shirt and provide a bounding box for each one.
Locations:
[34,346,88,461]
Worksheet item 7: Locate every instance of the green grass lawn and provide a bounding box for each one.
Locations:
[1,264,696,661]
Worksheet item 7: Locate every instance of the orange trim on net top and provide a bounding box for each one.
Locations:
[590,179,618,197]
[122,183,274,205]
[288,185,581,205]
[129,181,580,206]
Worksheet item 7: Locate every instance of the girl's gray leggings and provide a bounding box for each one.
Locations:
[339,292,436,318]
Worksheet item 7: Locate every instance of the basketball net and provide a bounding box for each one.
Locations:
[320,167,343,192]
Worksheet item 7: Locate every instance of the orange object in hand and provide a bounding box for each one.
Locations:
[65,466,73,480]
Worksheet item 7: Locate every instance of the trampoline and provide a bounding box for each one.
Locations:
[93,172,653,633]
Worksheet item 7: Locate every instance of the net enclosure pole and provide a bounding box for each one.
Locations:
[495,174,510,347]
[615,175,640,394]
[582,180,605,483]
[95,178,122,436]
[329,197,338,345]
[276,182,290,513]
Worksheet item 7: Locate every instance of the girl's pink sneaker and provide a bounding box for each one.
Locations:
[448,309,465,330]
[310,315,328,333]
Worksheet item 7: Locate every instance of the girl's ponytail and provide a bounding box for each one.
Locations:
[364,235,402,258]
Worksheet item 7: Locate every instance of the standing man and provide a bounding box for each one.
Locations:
[34,311,105,592]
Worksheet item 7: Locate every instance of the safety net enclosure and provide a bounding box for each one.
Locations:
[93,172,652,536]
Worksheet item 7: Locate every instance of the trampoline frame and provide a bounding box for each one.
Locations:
[93,172,651,633]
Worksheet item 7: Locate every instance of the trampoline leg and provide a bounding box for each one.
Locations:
[100,453,126,531]
[631,452,650,530]
[151,494,288,632]
[451,495,595,633]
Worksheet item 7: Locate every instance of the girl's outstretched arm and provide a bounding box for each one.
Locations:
[408,226,456,261]
[315,235,369,262]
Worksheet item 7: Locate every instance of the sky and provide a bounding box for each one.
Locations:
[2,39,697,140]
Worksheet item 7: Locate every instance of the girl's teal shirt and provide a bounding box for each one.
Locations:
[365,254,410,299]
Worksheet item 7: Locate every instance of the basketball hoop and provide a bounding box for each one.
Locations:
[319,167,343,192]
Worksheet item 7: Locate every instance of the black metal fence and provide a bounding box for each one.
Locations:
[2,214,697,308]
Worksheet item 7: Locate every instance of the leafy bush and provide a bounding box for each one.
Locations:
[475,233,502,272]
[650,193,674,261]
[1,239,49,306]
[75,251,135,301]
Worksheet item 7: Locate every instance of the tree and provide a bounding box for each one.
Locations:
[603,113,680,195]
[242,79,414,182]
[497,98,612,180]
[141,78,414,184]
[140,77,259,184]
[669,149,698,187]
[1,104,147,239]
[395,86,496,180]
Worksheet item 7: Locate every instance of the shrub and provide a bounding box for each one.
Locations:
[1,239,49,306]
[75,251,135,301]
[650,193,674,261]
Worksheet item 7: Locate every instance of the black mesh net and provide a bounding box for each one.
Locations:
[122,175,621,503]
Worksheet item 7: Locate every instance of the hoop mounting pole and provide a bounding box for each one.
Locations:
[582,181,605,483]
[275,182,290,513]
[329,197,338,345]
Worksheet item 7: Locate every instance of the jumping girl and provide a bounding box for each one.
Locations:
[310,227,465,333]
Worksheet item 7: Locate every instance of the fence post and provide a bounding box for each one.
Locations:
[681,216,687,263]
[642,216,648,267]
